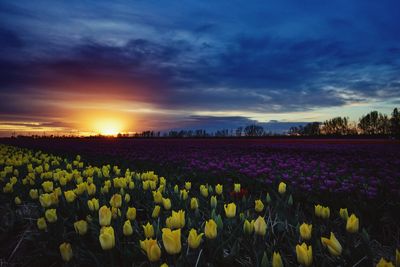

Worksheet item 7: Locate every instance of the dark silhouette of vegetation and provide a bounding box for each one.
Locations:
[9,107,400,139]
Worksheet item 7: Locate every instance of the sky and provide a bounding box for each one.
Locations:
[1,0,400,136]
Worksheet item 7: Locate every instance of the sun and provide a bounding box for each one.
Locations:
[93,118,123,136]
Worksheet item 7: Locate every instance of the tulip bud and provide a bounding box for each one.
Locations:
[346,214,359,233]
[243,219,254,235]
[123,220,133,236]
[215,184,223,195]
[143,222,155,238]
[255,199,264,212]
[200,185,208,197]
[296,243,312,266]
[299,223,312,240]
[188,229,204,249]
[174,184,179,194]
[261,252,268,267]
[278,182,286,195]
[288,195,293,206]
[224,203,236,218]
[99,226,115,250]
[254,216,267,236]
[59,242,73,262]
[126,207,137,220]
[99,206,112,226]
[124,193,131,203]
[45,208,57,223]
[37,217,47,230]
[339,208,348,220]
[205,219,217,239]
[74,220,88,235]
[266,193,271,203]
[234,183,241,193]
[190,198,199,210]
[14,196,21,205]
[162,198,171,210]
[215,214,224,230]
[162,228,181,255]
[272,252,283,267]
[185,182,191,190]
[180,189,188,200]
[153,190,163,203]
[29,189,39,200]
[152,205,161,218]
[321,232,342,256]
[210,196,217,209]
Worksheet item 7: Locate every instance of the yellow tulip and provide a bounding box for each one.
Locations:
[64,190,76,203]
[162,228,181,255]
[140,238,161,262]
[99,226,115,250]
[74,220,88,235]
[200,185,208,197]
[299,223,312,240]
[99,205,112,226]
[87,183,96,196]
[376,258,395,267]
[162,198,171,210]
[45,208,57,223]
[243,219,254,235]
[37,217,47,230]
[224,203,236,218]
[346,214,359,233]
[152,205,161,218]
[143,222,155,238]
[321,232,342,256]
[14,196,21,205]
[153,190,163,203]
[126,207,137,220]
[205,219,217,239]
[165,210,185,229]
[109,194,122,208]
[88,198,99,211]
[39,193,53,208]
[272,252,283,267]
[255,199,264,212]
[254,216,267,236]
[315,204,330,219]
[180,189,188,200]
[210,196,217,209]
[278,182,286,194]
[59,242,73,262]
[339,208,348,220]
[42,181,53,193]
[123,220,133,236]
[161,263,168,267]
[185,182,191,190]
[234,183,241,193]
[215,184,223,195]
[188,229,204,249]
[296,243,313,266]
[190,198,199,210]
[29,189,38,199]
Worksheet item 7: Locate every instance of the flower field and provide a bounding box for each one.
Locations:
[0,141,399,266]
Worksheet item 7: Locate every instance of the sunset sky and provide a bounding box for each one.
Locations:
[1,0,400,136]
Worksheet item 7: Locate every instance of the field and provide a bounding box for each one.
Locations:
[0,138,399,266]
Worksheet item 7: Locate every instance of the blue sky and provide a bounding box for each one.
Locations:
[0,0,399,135]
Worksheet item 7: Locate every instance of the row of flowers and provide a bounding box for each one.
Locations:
[0,144,399,266]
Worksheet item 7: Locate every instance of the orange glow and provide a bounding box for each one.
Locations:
[93,118,124,136]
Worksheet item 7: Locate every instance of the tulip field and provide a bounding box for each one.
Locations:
[0,139,399,266]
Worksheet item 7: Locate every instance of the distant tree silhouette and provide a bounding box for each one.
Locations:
[244,124,264,136]
[390,108,400,138]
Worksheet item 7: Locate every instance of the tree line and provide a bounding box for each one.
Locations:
[289,108,400,138]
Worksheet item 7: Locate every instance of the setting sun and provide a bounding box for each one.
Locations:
[93,118,124,136]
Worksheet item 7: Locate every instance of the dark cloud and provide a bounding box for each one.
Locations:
[0,0,399,133]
